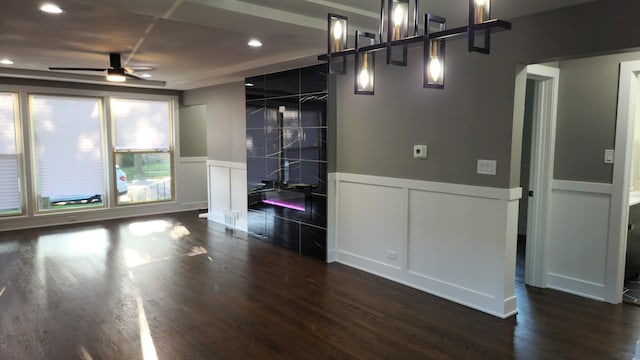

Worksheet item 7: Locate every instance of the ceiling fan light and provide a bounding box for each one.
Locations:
[106,69,126,82]
[40,3,64,14]
[248,39,262,47]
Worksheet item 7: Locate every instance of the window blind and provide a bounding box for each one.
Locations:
[0,93,20,213]
[112,98,170,151]
[31,95,104,202]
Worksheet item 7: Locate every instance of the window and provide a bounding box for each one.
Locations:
[0,92,22,216]
[30,95,105,211]
[111,98,173,205]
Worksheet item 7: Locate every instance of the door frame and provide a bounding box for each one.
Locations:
[522,64,560,287]
[606,60,640,303]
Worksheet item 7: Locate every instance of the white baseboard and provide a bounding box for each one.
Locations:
[547,273,605,301]
[206,212,247,232]
[331,172,521,318]
[338,250,517,319]
[326,249,338,263]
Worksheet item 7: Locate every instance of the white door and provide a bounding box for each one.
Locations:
[523,64,560,287]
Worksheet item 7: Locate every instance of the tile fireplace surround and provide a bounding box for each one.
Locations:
[245,65,328,261]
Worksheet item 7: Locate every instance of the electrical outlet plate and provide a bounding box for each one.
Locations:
[604,149,614,164]
[413,145,427,159]
[477,159,497,175]
[386,250,398,260]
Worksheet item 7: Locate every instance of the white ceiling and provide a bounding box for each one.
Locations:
[0,0,596,90]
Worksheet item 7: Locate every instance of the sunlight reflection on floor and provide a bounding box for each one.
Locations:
[137,294,159,360]
[124,248,172,268]
[169,225,190,240]
[129,220,172,236]
[184,246,206,257]
[124,246,208,268]
[129,271,159,360]
[37,228,109,257]
[77,345,94,360]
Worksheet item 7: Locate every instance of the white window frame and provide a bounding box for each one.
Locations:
[110,96,176,206]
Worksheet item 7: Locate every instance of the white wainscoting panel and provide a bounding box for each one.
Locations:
[206,160,247,231]
[546,180,612,300]
[327,173,338,263]
[408,190,510,309]
[332,172,521,318]
[337,181,406,271]
[177,157,208,208]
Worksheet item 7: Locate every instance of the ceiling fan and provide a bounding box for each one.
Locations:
[48,53,153,82]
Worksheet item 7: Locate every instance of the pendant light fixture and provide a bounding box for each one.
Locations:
[355,31,376,95]
[424,14,445,89]
[327,14,348,74]
[321,0,511,94]
[383,0,414,66]
[469,0,492,53]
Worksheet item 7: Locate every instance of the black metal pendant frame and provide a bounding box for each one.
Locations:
[385,0,410,66]
[327,13,348,74]
[320,0,511,93]
[355,31,377,95]
[468,0,492,54]
[424,14,446,89]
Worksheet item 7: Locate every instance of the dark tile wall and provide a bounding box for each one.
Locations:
[246,64,328,261]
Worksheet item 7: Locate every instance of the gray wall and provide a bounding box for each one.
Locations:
[554,52,640,183]
[180,1,640,188]
[178,105,207,157]
[182,82,246,162]
[336,41,516,187]
[335,0,640,188]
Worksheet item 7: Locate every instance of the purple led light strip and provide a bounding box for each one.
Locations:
[262,199,305,211]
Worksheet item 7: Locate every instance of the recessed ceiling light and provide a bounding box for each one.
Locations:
[245,82,254,87]
[248,39,262,47]
[140,73,152,78]
[0,59,14,65]
[40,3,64,14]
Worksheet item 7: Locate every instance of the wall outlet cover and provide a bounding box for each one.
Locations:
[604,149,614,164]
[477,159,497,175]
[413,145,427,159]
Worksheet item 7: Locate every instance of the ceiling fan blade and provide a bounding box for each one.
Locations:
[49,67,107,71]
[125,66,155,72]
[124,72,142,80]
[48,53,153,81]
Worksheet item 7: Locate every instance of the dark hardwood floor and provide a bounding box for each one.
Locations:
[0,211,638,359]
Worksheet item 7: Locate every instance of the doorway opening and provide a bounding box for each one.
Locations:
[515,64,560,289]
[623,74,640,304]
[517,79,536,284]
[610,61,640,305]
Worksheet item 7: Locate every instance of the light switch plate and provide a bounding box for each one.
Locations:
[604,149,614,164]
[413,145,427,159]
[477,159,497,175]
